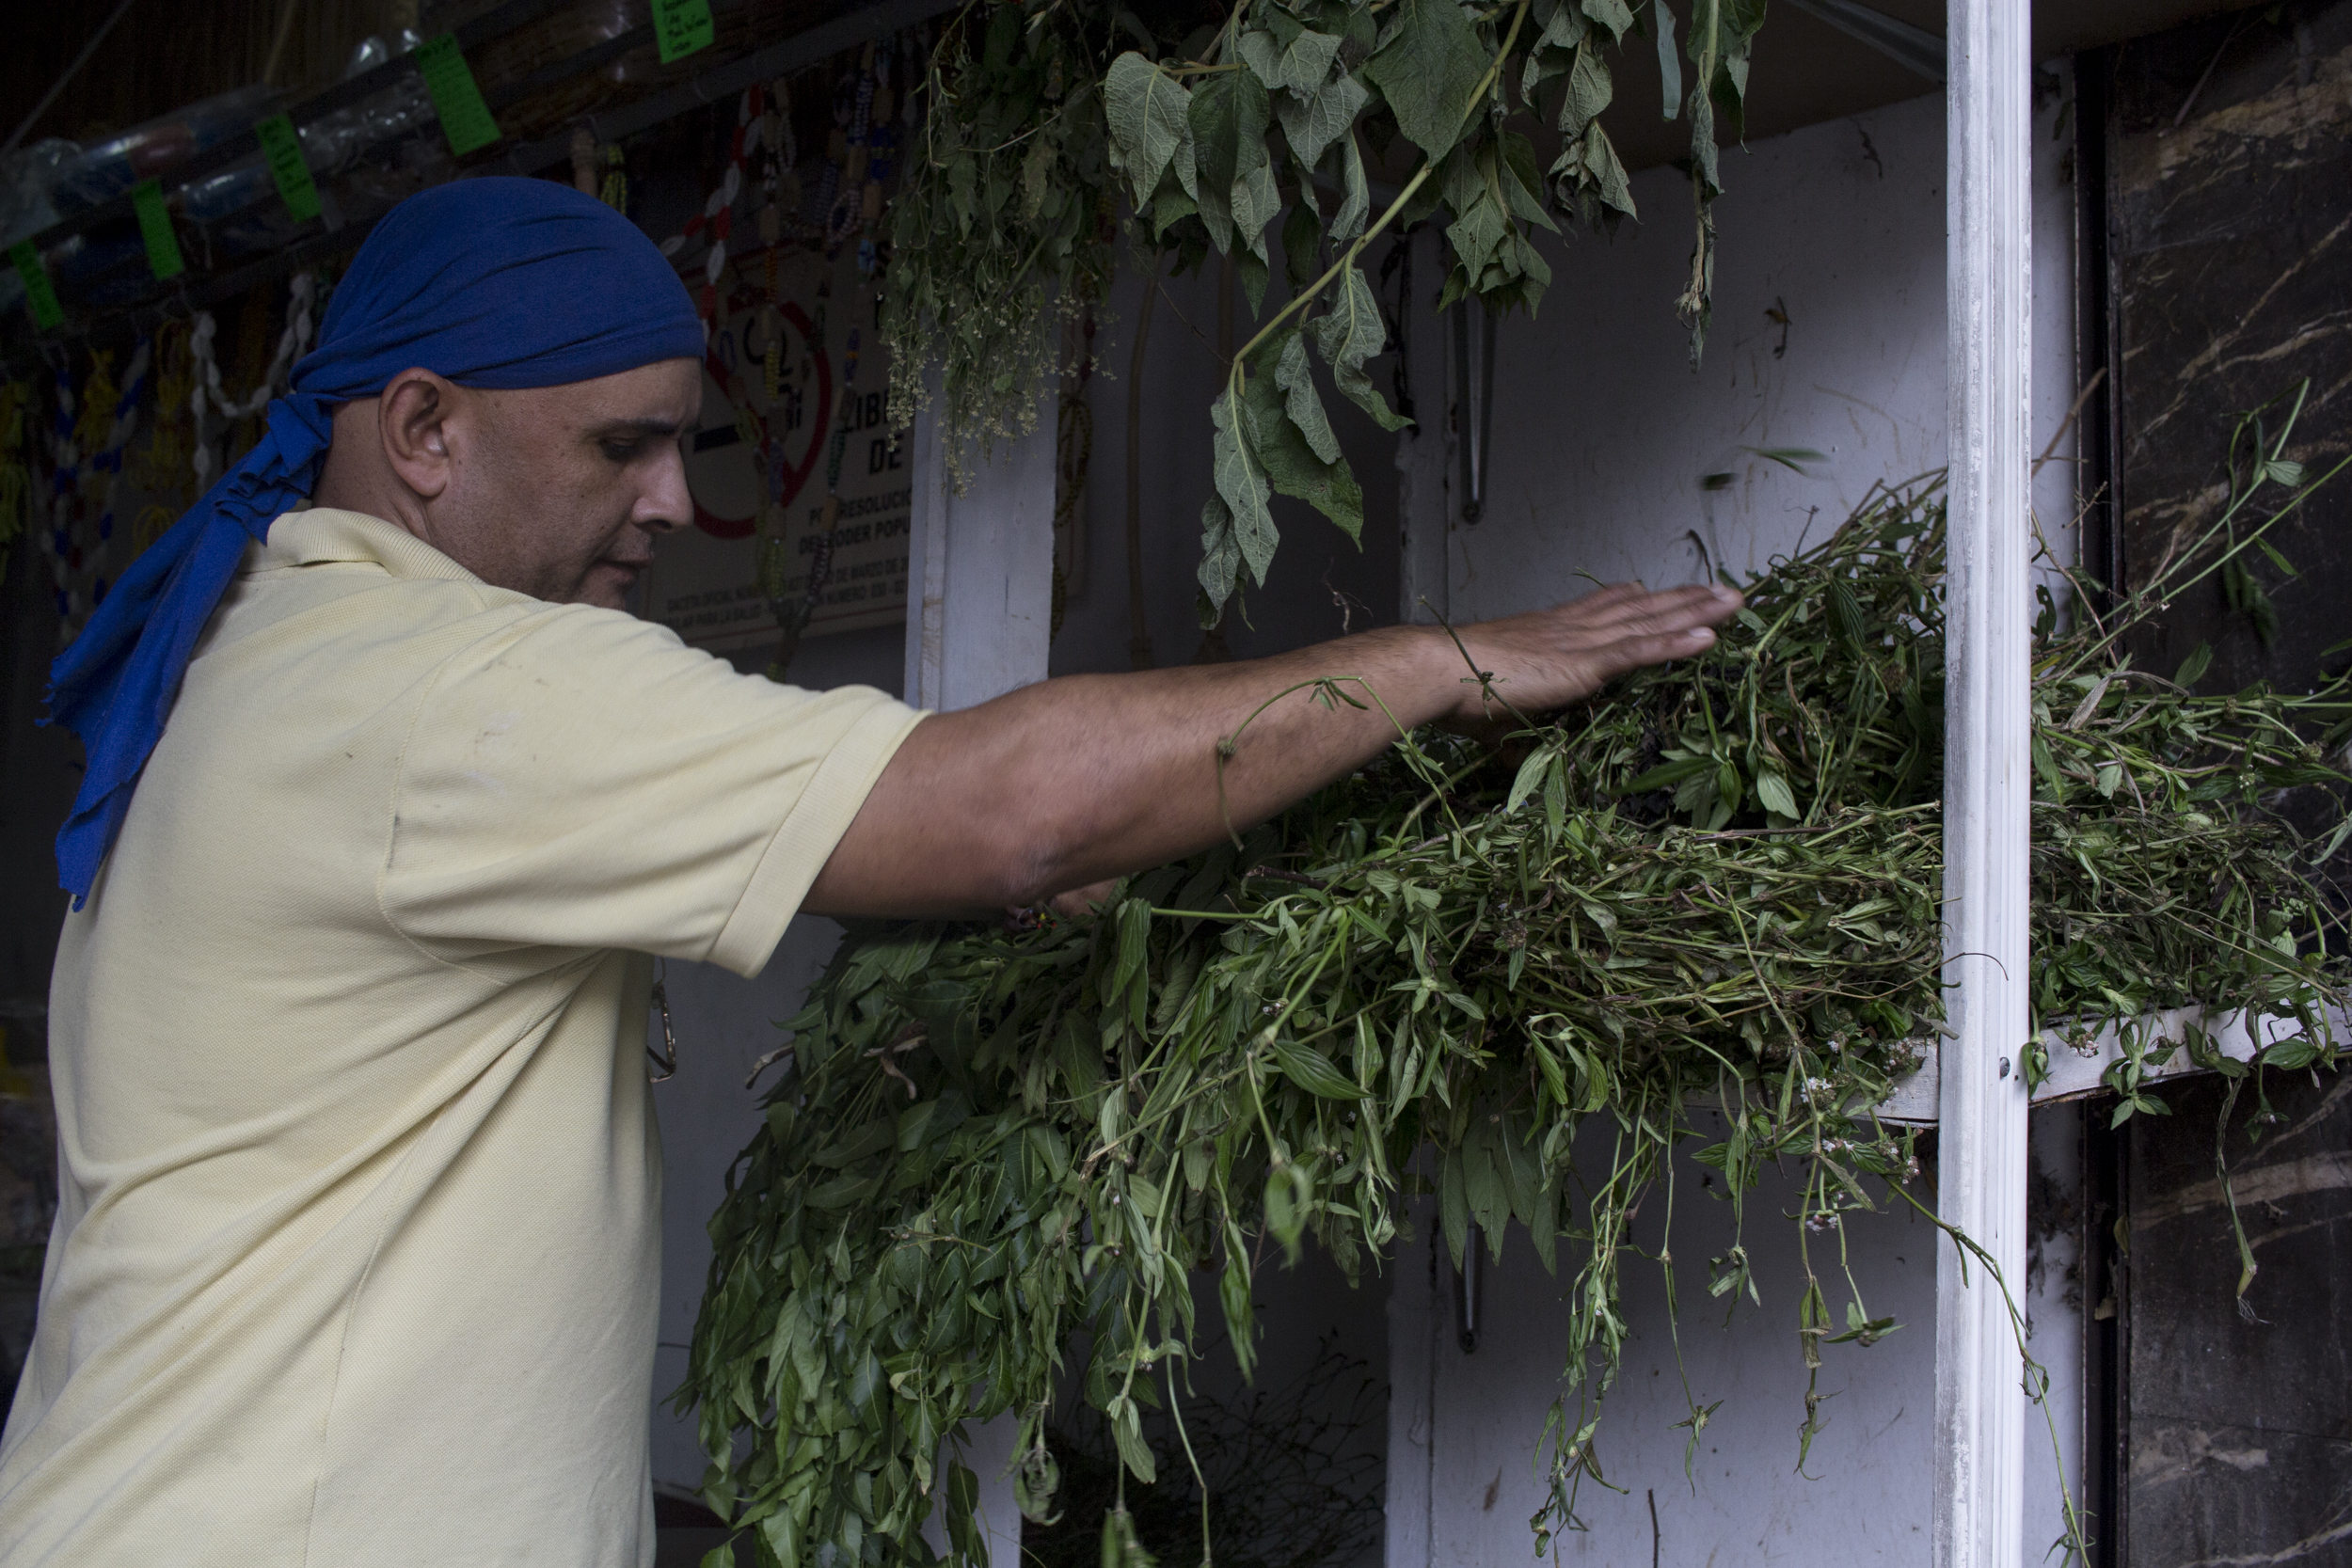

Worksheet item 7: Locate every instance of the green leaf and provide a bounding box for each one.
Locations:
[1238,27,1287,90]
[2264,1034,2326,1070]
[1232,158,1283,262]
[1247,25,1344,96]
[1283,198,1324,292]
[1507,748,1553,812]
[1270,1033,1372,1098]
[1498,133,1559,230]
[1307,265,1409,430]
[1151,174,1200,239]
[1107,1395,1158,1483]
[1618,753,1712,795]
[2175,641,2214,687]
[1275,330,1343,464]
[1583,0,1636,40]
[1112,897,1152,999]
[1277,71,1371,173]
[1561,41,1614,136]
[1210,389,1279,585]
[1755,770,1798,818]
[1523,0,1589,97]
[1240,343,1365,537]
[1330,131,1371,245]
[1361,0,1489,163]
[1198,495,1242,606]
[1189,69,1272,255]
[1265,1162,1313,1261]
[1103,53,1195,208]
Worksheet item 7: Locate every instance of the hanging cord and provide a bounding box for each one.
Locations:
[0,381,32,587]
[1123,266,1160,670]
[767,42,898,682]
[1049,311,1093,640]
[646,959,678,1082]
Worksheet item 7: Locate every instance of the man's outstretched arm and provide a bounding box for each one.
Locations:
[803,581,1741,918]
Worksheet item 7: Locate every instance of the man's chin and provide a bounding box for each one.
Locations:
[576,561,646,610]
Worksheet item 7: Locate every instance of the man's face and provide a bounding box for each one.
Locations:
[449,357,704,610]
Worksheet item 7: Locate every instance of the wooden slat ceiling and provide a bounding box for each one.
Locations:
[1599,0,2265,171]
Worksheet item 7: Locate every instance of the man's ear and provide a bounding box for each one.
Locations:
[379,369,461,499]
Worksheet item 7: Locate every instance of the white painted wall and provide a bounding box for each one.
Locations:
[1384,83,2090,1568]
[1441,87,2079,624]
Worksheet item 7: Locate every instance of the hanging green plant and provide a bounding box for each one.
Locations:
[883,0,1764,602]
[681,411,2352,1568]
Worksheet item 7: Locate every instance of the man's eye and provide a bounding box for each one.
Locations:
[599,438,643,462]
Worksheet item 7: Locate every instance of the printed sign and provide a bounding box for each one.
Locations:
[418,35,502,156]
[256,114,323,222]
[652,0,716,64]
[644,245,912,656]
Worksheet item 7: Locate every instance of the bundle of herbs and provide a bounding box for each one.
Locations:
[683,422,2351,1568]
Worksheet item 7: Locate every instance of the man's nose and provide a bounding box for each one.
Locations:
[641,445,694,532]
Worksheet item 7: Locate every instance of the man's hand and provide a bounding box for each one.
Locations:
[1447,581,1742,727]
[805,580,1740,919]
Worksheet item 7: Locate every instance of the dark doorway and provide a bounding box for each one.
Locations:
[2079,5,2352,1563]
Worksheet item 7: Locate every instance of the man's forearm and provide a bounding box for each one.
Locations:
[804,582,1738,919]
[807,625,1465,917]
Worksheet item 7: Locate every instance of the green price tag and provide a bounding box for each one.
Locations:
[9,241,63,329]
[417,34,502,156]
[130,179,186,281]
[255,114,322,222]
[652,0,715,63]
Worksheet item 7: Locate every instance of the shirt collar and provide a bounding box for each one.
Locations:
[249,507,485,584]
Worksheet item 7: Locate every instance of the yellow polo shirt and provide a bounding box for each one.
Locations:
[0,509,922,1566]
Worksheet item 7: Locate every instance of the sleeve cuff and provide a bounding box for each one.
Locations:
[706,702,930,977]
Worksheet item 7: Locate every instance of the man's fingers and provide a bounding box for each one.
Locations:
[1598,624,1720,677]
[1566,581,1740,635]
[1580,586,1740,643]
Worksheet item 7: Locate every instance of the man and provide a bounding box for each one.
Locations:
[0,180,1736,1564]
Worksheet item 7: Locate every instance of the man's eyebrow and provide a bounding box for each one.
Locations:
[591,417,686,438]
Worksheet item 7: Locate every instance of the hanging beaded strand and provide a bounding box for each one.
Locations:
[87,337,153,611]
[40,340,150,641]
[189,271,318,491]
[0,380,32,587]
[768,43,898,681]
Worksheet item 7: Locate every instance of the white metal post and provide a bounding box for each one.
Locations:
[1938,3,2033,1567]
[904,383,1059,712]
[905,390,1059,1568]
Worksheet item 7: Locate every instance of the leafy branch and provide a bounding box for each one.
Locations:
[884,0,1769,605]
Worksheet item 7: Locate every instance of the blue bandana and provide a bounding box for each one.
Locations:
[44,177,704,903]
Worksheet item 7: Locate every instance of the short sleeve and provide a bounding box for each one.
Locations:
[379,603,924,977]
